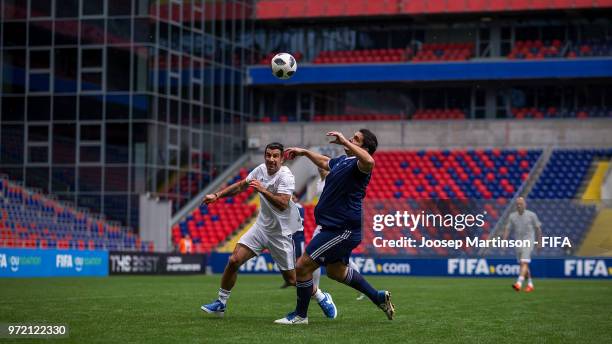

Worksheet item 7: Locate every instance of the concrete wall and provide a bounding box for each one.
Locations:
[246,119,612,151]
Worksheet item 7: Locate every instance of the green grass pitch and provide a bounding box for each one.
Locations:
[1,275,611,343]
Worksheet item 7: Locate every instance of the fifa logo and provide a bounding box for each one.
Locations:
[564,259,610,277]
[56,254,74,268]
[447,259,519,276]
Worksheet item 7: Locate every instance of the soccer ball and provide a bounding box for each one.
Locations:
[271,53,297,79]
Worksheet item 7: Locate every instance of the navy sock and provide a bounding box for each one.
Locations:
[295,279,313,318]
[343,268,381,304]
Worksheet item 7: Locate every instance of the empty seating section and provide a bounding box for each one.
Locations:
[312,45,474,64]
[412,43,474,62]
[313,49,408,64]
[511,107,612,119]
[309,40,611,65]
[257,39,611,70]
[370,149,539,200]
[259,114,403,122]
[256,105,610,123]
[530,149,612,199]
[360,149,540,256]
[259,110,467,123]
[258,115,299,123]
[256,0,606,19]
[567,39,612,58]
[510,39,612,59]
[257,0,399,19]
[171,168,257,253]
[0,176,152,251]
[508,40,564,59]
[312,114,403,122]
[412,109,466,120]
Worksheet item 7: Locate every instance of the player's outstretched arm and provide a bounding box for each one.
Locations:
[327,131,375,173]
[285,147,331,171]
[201,179,249,205]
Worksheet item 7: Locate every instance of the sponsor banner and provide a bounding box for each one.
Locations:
[208,253,612,279]
[109,252,206,275]
[0,248,108,278]
[446,258,612,279]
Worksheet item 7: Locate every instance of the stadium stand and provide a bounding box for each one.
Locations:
[259,38,612,70]
[412,43,474,62]
[312,114,403,122]
[510,107,612,119]
[171,168,258,253]
[0,175,152,251]
[412,109,466,120]
[313,49,408,64]
[256,0,608,19]
[530,149,612,200]
[369,149,540,200]
[508,40,564,59]
[259,109,468,123]
[567,39,612,58]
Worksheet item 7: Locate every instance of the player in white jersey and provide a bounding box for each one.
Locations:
[503,197,542,292]
[200,143,337,318]
[311,165,365,300]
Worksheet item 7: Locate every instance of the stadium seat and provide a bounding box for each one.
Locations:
[0,175,151,251]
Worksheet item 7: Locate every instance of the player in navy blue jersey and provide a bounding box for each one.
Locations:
[275,129,395,325]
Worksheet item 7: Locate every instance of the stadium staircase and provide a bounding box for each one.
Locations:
[577,209,612,257]
[581,162,609,201]
[516,147,553,197]
[576,161,612,256]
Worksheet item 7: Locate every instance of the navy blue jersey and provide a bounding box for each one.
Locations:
[314,155,371,230]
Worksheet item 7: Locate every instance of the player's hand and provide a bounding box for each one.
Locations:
[326,131,348,145]
[201,193,218,205]
[284,147,305,160]
[249,180,266,193]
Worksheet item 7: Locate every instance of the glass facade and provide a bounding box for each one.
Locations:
[1,0,256,227]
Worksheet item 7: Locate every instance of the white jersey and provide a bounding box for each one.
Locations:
[247,164,303,236]
[316,178,325,196]
[295,202,304,232]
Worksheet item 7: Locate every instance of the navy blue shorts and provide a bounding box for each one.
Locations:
[292,231,305,259]
[305,229,361,266]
